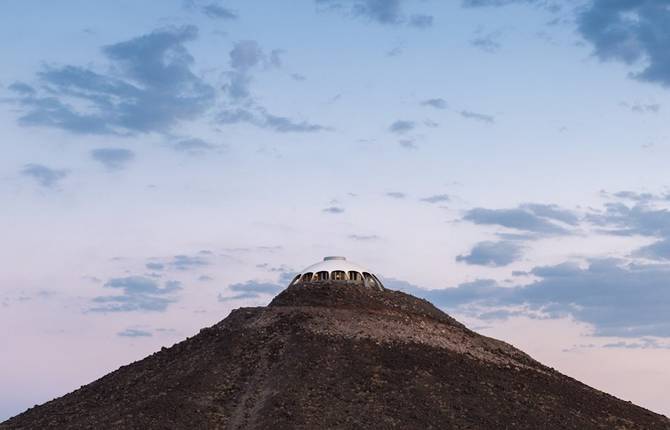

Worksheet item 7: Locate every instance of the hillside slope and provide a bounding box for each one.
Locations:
[3,282,669,429]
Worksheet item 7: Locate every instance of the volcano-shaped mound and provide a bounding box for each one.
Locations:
[2,282,669,429]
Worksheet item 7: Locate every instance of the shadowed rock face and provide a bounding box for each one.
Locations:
[2,282,670,429]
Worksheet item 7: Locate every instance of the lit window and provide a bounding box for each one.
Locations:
[363,272,378,289]
[332,270,346,281]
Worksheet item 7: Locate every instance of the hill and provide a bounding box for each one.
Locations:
[2,282,669,429]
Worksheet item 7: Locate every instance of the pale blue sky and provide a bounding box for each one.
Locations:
[3,0,670,420]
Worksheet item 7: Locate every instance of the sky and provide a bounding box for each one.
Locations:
[2,0,670,420]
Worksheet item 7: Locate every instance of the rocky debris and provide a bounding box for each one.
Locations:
[2,282,669,429]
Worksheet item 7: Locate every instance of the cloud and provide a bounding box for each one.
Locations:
[385,191,406,199]
[409,14,434,28]
[218,275,292,301]
[463,205,576,235]
[323,206,345,214]
[420,98,447,109]
[348,234,380,241]
[90,276,182,312]
[262,111,328,132]
[230,40,264,72]
[398,139,417,149]
[420,194,450,204]
[91,148,135,170]
[578,0,670,87]
[219,40,327,133]
[587,202,670,237]
[169,254,209,270]
[462,0,538,7]
[634,239,670,261]
[460,110,495,123]
[547,198,670,261]
[386,46,403,57]
[172,138,217,154]
[20,163,68,188]
[389,120,415,134]
[471,32,502,53]
[145,253,210,272]
[7,26,215,135]
[145,262,164,271]
[201,3,237,19]
[230,281,285,295]
[224,40,283,101]
[456,240,524,266]
[606,190,667,203]
[413,258,670,337]
[602,339,670,350]
[184,0,237,19]
[316,0,433,28]
[219,108,329,133]
[620,102,661,114]
[519,203,580,225]
[351,0,404,24]
[118,328,153,337]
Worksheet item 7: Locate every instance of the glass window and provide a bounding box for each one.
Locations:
[317,271,329,281]
[348,271,362,283]
[332,270,346,281]
[301,272,313,282]
[363,272,378,289]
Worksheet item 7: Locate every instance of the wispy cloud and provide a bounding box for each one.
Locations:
[463,204,576,235]
[420,98,447,109]
[620,102,661,114]
[218,274,292,301]
[20,164,68,188]
[118,328,153,337]
[389,120,415,134]
[385,191,406,199]
[323,206,345,214]
[316,0,434,28]
[410,258,670,337]
[456,240,524,267]
[421,194,450,204]
[201,3,237,19]
[460,110,495,123]
[470,31,502,53]
[409,14,433,28]
[225,40,266,100]
[145,253,211,272]
[219,108,330,133]
[184,0,238,20]
[348,234,380,241]
[172,138,217,155]
[90,276,182,312]
[91,148,135,170]
[578,0,670,87]
[7,26,215,135]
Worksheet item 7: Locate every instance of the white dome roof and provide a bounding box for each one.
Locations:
[300,256,371,274]
[292,256,384,290]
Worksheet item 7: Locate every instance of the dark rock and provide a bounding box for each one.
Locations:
[2,282,669,429]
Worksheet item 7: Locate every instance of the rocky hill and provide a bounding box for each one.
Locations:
[2,282,669,429]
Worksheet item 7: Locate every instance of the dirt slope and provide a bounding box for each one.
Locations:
[3,282,669,429]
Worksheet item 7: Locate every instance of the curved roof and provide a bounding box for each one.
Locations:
[299,256,373,275]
